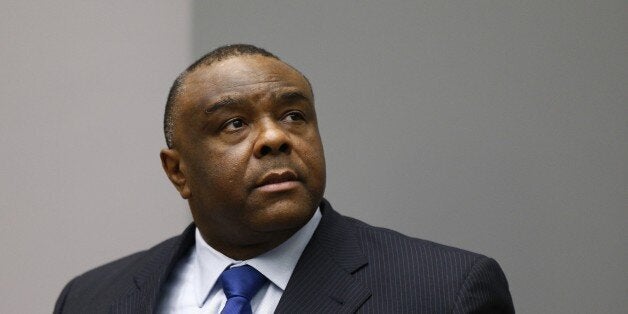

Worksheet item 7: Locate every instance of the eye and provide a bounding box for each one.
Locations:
[283,111,305,122]
[223,118,247,132]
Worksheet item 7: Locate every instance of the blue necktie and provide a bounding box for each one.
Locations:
[220,265,267,314]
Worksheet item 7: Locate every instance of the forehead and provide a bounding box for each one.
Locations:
[180,55,312,106]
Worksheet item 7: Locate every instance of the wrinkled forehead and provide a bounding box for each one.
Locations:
[181,55,313,103]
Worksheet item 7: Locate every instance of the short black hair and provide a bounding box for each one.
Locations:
[163,44,279,148]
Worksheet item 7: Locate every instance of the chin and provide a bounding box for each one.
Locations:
[248,197,319,232]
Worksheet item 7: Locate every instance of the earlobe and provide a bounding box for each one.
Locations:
[160,148,191,199]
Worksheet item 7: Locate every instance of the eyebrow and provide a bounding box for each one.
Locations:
[202,91,312,115]
[278,91,311,104]
[202,96,243,114]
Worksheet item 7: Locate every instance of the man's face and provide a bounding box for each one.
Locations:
[162,55,325,253]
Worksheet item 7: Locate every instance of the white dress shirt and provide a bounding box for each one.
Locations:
[157,208,322,314]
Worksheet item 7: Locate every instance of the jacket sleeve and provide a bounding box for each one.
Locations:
[451,257,515,313]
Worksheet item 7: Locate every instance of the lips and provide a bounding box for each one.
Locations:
[255,170,300,192]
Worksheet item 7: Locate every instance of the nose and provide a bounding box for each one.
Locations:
[253,119,291,158]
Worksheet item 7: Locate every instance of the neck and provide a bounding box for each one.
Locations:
[197,227,300,260]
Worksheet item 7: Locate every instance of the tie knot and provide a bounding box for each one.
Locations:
[220,265,267,301]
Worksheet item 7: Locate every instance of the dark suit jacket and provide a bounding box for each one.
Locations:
[54,199,514,313]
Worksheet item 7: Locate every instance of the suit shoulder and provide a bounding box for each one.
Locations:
[341,215,494,285]
[345,215,485,260]
[55,233,188,313]
[338,215,513,312]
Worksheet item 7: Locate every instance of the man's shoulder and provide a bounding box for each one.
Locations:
[330,213,514,312]
[319,200,491,271]
[55,227,194,313]
[343,214,486,261]
[337,213,506,286]
[308,203,514,312]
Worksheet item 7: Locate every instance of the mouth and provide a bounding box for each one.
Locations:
[255,169,300,192]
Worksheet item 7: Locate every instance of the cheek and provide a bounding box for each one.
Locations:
[223,144,252,171]
[204,145,252,187]
[302,133,325,161]
[299,137,326,178]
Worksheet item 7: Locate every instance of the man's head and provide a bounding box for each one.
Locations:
[160,44,326,259]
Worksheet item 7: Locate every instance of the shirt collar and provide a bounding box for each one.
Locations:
[193,207,322,306]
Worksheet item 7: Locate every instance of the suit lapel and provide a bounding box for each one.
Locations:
[275,200,371,313]
[109,224,196,314]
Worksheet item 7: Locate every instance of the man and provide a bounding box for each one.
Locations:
[54,44,514,313]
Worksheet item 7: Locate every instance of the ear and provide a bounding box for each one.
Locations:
[160,148,191,199]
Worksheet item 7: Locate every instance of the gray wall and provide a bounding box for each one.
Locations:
[1,1,626,313]
[0,1,192,313]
